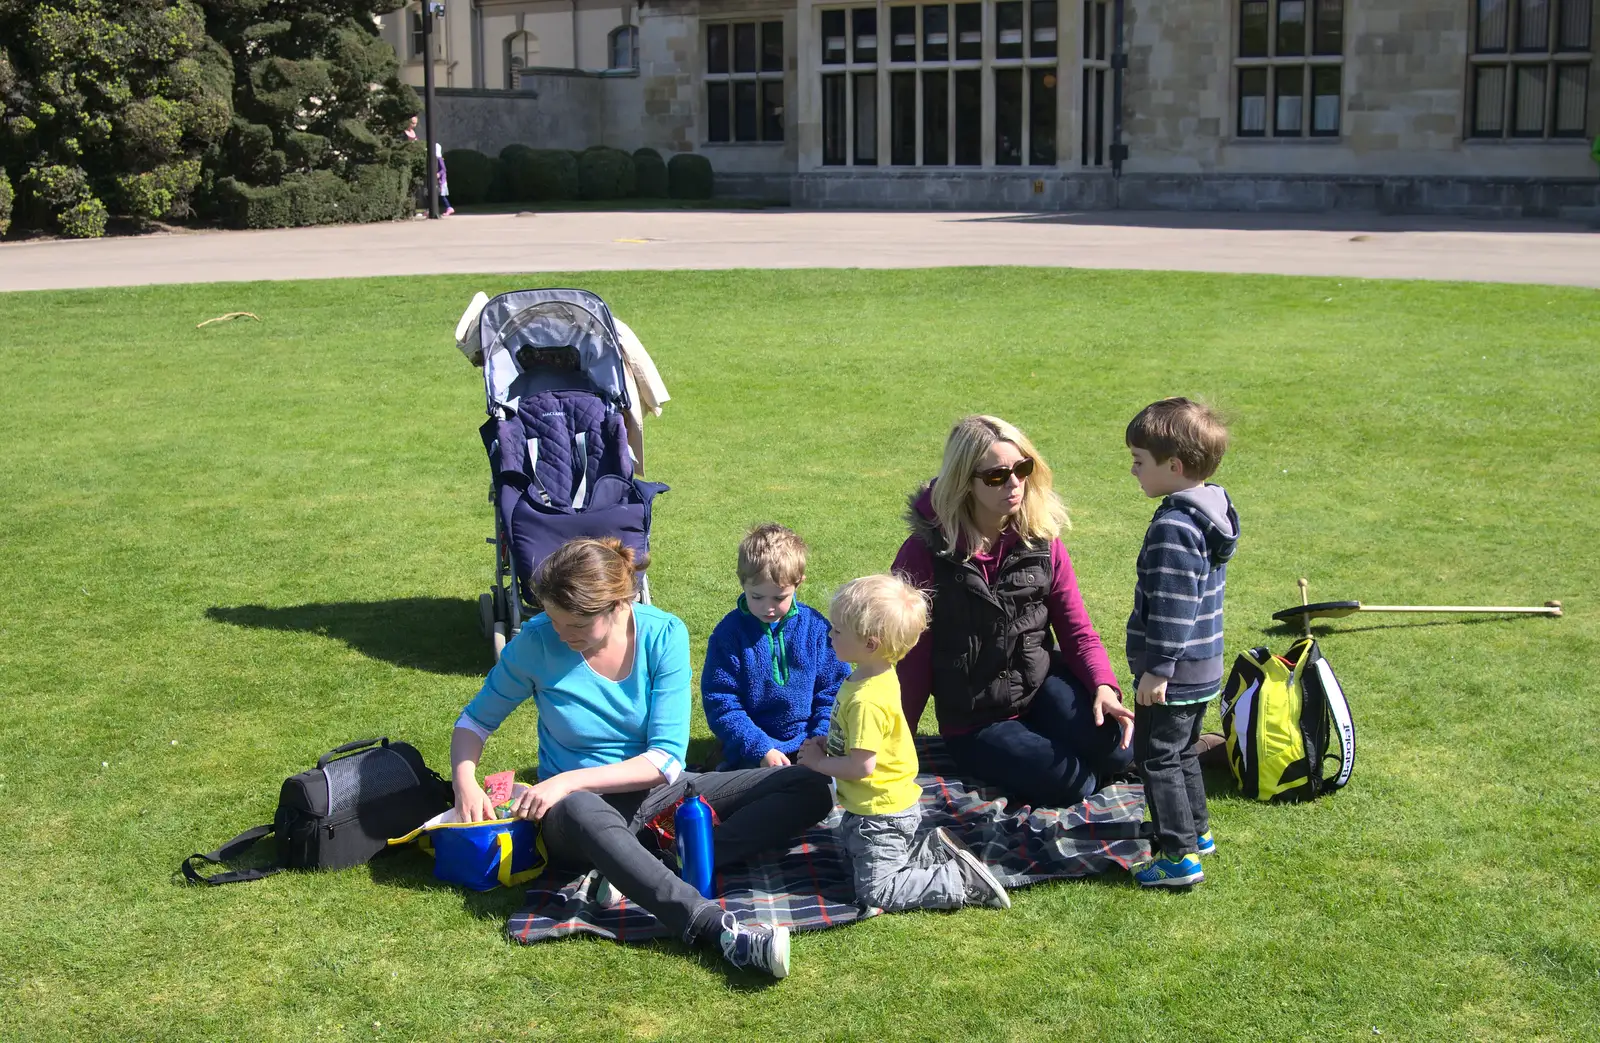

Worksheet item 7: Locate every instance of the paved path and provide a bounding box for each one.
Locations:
[2,210,1597,291]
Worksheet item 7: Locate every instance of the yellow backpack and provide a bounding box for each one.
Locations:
[1220,638,1355,801]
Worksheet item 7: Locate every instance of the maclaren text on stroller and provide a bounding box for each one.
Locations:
[456,288,668,658]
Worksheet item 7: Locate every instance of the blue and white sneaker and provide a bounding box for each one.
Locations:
[1133,853,1205,888]
[719,913,790,978]
[1196,831,1216,857]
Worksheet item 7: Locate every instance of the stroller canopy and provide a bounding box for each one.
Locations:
[474,289,632,415]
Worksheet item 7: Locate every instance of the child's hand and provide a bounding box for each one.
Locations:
[761,748,791,768]
[1136,672,1168,706]
[795,737,825,770]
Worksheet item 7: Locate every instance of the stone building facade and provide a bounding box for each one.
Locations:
[385,0,1600,216]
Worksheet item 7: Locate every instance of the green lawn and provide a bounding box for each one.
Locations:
[1,269,1596,1043]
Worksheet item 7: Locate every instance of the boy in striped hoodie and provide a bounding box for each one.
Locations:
[1124,398,1239,888]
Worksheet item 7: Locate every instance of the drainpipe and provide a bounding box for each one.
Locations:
[471,0,484,89]
[572,0,581,70]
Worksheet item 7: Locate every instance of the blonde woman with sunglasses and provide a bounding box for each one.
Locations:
[891,416,1135,808]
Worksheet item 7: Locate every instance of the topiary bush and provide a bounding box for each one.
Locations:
[498,145,578,202]
[632,148,667,199]
[577,147,636,200]
[200,1,419,230]
[443,148,494,205]
[0,0,231,237]
[347,162,414,222]
[485,157,511,203]
[528,149,579,201]
[667,152,714,200]
[217,170,348,228]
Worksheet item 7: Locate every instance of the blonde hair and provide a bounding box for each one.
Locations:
[737,523,807,587]
[533,537,644,615]
[829,573,929,664]
[930,415,1069,557]
[1125,397,1229,481]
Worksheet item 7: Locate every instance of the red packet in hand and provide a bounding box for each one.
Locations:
[484,770,516,806]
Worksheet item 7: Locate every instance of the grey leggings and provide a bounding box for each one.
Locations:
[539,766,834,942]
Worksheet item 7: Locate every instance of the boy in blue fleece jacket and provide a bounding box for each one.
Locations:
[1124,398,1240,888]
[702,524,852,769]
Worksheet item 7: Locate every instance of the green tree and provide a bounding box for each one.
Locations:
[0,0,232,237]
[197,0,421,228]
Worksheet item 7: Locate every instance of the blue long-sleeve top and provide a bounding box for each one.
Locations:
[700,598,851,766]
[459,603,691,782]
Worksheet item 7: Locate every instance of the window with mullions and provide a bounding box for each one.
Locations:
[1235,0,1343,137]
[609,26,639,70]
[409,3,446,61]
[820,2,1058,167]
[1081,0,1111,166]
[1470,0,1592,138]
[706,21,785,143]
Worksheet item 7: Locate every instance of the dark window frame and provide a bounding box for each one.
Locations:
[608,25,639,71]
[818,2,1059,167]
[1468,0,1593,139]
[704,19,787,143]
[1233,0,1344,138]
[409,3,446,61]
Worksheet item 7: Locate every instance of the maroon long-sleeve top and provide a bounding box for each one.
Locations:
[892,520,1121,735]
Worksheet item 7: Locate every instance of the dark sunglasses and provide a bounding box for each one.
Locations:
[976,457,1035,487]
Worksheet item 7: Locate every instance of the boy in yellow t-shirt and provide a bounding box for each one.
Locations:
[798,574,1010,912]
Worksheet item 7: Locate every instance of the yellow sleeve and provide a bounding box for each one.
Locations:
[839,698,894,755]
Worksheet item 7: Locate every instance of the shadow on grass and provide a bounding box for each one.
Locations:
[206,597,491,676]
[368,846,537,922]
[1263,614,1555,639]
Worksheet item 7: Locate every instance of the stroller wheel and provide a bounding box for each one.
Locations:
[478,592,495,639]
[492,622,509,660]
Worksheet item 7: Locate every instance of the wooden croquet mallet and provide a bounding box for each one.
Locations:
[1275,579,1563,627]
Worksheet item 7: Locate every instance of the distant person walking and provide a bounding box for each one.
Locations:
[434,142,453,216]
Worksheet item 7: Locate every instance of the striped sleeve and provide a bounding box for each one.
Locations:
[1137,514,1209,678]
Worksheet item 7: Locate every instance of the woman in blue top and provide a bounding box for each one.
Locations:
[450,537,831,978]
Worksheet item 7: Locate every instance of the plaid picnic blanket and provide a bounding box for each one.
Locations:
[505,737,1150,945]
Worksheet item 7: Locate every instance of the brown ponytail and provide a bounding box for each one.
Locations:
[533,537,647,616]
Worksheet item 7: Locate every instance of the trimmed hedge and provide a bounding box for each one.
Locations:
[443,148,494,205]
[0,169,12,236]
[668,153,714,200]
[500,145,578,201]
[577,147,636,200]
[632,148,668,199]
[217,163,412,229]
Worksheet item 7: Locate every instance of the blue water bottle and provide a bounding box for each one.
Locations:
[674,784,716,899]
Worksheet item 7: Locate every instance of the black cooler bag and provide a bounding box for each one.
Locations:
[182,737,455,884]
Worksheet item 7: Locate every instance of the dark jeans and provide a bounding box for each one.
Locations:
[942,668,1134,809]
[1134,701,1210,859]
[539,765,833,943]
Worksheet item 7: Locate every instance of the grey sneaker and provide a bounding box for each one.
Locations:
[935,827,1011,909]
[718,912,791,978]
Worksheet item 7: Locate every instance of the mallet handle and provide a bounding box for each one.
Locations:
[1359,604,1563,617]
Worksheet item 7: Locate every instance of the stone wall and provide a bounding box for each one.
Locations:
[1125,0,1600,179]
[788,170,1600,219]
[425,76,617,154]
[793,170,1117,208]
[606,0,804,173]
